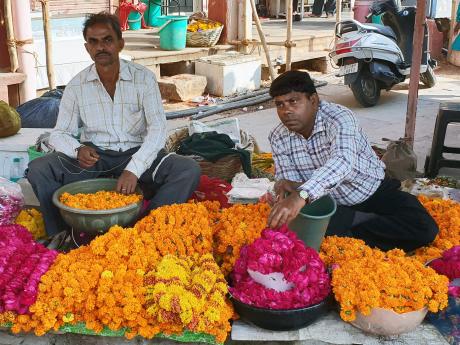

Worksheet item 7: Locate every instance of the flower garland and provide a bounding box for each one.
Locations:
[0,225,58,315]
[15,208,46,240]
[414,196,460,263]
[332,248,449,322]
[213,203,270,276]
[319,236,378,267]
[230,225,331,309]
[429,246,460,297]
[135,202,215,257]
[59,191,142,210]
[144,254,233,343]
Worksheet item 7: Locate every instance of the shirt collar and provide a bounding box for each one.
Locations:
[86,59,132,82]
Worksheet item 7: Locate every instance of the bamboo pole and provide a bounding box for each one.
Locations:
[4,0,19,72]
[249,0,276,81]
[404,0,426,148]
[286,0,293,71]
[336,0,342,23]
[40,0,56,90]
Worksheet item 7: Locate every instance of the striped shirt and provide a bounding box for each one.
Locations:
[49,59,166,178]
[269,101,385,206]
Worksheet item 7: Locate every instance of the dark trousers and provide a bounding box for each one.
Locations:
[326,178,439,252]
[312,0,336,15]
[26,143,201,237]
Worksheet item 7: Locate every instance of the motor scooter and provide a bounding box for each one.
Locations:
[329,0,436,107]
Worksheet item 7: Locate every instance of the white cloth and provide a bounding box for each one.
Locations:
[49,59,166,178]
[227,173,274,199]
[269,101,385,206]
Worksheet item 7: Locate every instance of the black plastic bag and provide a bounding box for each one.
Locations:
[16,88,64,128]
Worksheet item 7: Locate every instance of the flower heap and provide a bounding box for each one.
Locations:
[429,246,460,297]
[331,245,449,322]
[59,191,142,210]
[230,225,331,309]
[0,225,58,316]
[15,208,46,240]
[12,202,233,341]
[213,203,271,276]
[320,236,377,267]
[144,254,233,343]
[414,196,460,264]
[135,202,215,257]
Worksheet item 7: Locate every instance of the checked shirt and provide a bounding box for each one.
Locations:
[269,101,385,206]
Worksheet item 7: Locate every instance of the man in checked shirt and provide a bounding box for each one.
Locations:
[27,13,200,238]
[267,71,438,251]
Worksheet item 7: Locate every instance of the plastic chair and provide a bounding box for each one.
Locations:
[424,103,460,178]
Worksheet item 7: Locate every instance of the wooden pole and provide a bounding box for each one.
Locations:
[4,0,19,72]
[336,0,342,23]
[249,0,276,81]
[404,0,426,148]
[40,0,56,90]
[239,0,251,54]
[286,0,293,71]
[448,0,460,66]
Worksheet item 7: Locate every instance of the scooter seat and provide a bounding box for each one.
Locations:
[360,23,397,41]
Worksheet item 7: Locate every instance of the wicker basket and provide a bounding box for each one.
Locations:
[186,18,224,47]
[165,127,258,181]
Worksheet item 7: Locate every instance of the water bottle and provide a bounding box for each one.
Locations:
[10,157,23,182]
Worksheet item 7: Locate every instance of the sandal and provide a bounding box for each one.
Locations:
[307,13,320,17]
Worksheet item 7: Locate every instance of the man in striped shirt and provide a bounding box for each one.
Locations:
[267,71,438,251]
[27,13,200,237]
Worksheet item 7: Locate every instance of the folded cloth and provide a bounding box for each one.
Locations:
[177,131,252,176]
[227,173,274,199]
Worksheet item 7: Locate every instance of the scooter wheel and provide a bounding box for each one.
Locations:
[350,70,381,107]
[420,66,436,88]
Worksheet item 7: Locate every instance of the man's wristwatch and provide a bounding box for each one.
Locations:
[298,190,309,201]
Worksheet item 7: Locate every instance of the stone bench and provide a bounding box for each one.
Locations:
[0,72,26,107]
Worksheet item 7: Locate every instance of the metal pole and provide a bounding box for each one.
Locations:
[404,0,427,148]
[286,0,293,71]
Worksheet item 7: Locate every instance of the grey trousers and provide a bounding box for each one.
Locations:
[26,143,201,236]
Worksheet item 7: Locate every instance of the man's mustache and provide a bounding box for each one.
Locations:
[96,52,110,57]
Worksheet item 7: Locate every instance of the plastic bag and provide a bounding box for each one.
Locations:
[0,177,25,225]
[16,88,63,128]
[381,138,417,181]
[190,175,231,208]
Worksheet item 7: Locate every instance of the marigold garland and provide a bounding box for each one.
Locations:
[319,236,380,267]
[213,203,271,276]
[59,191,142,210]
[15,208,46,240]
[332,248,449,322]
[144,254,233,343]
[414,196,460,263]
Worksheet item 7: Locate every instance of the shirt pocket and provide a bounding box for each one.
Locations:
[123,107,145,135]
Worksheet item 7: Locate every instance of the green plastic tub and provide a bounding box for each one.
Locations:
[143,0,162,27]
[158,16,188,51]
[288,195,337,251]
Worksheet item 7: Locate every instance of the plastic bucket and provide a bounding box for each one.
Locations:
[288,195,337,251]
[128,10,143,30]
[353,0,373,23]
[153,15,169,27]
[158,16,188,51]
[144,0,162,27]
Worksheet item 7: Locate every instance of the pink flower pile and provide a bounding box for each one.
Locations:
[230,225,331,309]
[0,225,58,314]
[430,246,460,297]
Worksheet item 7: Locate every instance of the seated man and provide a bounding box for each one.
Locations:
[267,70,438,252]
[27,12,200,237]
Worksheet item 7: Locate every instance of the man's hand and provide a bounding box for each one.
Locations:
[117,170,138,195]
[77,146,100,169]
[274,179,303,201]
[267,192,306,229]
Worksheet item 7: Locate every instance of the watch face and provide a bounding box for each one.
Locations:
[299,191,309,200]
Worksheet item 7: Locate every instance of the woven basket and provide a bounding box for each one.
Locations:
[186,18,224,47]
[165,127,258,181]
